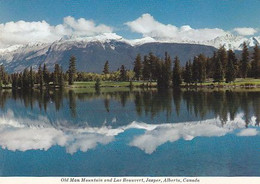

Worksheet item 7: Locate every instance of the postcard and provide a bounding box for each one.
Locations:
[0,1,260,184]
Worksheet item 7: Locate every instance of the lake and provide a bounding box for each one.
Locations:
[0,88,259,176]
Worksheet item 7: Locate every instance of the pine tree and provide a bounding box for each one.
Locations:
[95,78,101,91]
[192,56,199,84]
[133,54,142,80]
[217,46,228,75]
[227,49,239,78]
[17,73,23,88]
[148,52,159,80]
[197,54,207,83]
[241,42,250,78]
[68,56,77,85]
[43,63,50,86]
[213,59,224,83]
[252,44,260,78]
[163,52,172,88]
[0,65,8,87]
[206,57,212,78]
[53,64,60,86]
[226,50,236,83]
[172,56,182,87]
[103,60,109,74]
[184,61,192,84]
[11,73,18,89]
[29,66,34,88]
[22,68,30,88]
[142,55,150,80]
[59,66,65,88]
[37,65,43,89]
[120,65,127,81]
[156,60,164,88]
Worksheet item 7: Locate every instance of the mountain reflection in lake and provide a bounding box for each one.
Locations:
[0,88,259,176]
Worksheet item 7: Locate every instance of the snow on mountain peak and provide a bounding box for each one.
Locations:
[0,32,259,59]
[127,37,157,46]
[0,44,23,54]
[61,33,124,43]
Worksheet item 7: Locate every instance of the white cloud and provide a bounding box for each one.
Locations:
[125,13,228,42]
[233,27,257,36]
[0,16,113,49]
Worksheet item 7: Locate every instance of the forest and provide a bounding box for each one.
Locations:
[0,42,259,90]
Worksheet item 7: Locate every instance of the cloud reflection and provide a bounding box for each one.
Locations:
[129,113,259,154]
[0,110,259,154]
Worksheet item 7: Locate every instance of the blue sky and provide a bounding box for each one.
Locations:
[0,0,260,48]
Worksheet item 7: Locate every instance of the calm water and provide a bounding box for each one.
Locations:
[0,88,259,176]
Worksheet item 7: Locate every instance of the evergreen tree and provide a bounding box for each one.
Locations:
[227,49,239,77]
[0,65,8,87]
[29,66,34,88]
[43,63,50,86]
[252,44,260,78]
[142,55,150,80]
[37,65,43,89]
[17,73,23,88]
[53,64,60,86]
[95,78,101,91]
[172,56,182,87]
[11,73,18,89]
[156,60,164,88]
[241,42,250,78]
[22,68,30,88]
[197,54,207,83]
[213,59,224,83]
[217,46,228,75]
[158,52,172,88]
[103,60,109,74]
[184,61,192,84]
[192,56,199,84]
[148,52,158,80]
[59,66,65,88]
[206,57,212,78]
[226,50,236,83]
[68,56,77,85]
[120,65,127,81]
[133,54,142,80]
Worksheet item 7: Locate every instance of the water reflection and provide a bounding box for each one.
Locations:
[0,89,260,154]
[1,89,260,125]
[0,110,259,154]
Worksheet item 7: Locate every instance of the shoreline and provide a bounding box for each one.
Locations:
[2,83,260,91]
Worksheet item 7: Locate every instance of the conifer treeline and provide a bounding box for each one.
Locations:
[132,43,260,86]
[0,42,260,89]
[10,63,65,89]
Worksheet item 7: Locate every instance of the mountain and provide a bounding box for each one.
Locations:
[200,34,260,50]
[0,33,258,73]
[0,34,216,73]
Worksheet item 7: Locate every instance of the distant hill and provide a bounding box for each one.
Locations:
[0,38,217,73]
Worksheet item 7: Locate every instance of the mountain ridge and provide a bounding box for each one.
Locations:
[0,33,258,73]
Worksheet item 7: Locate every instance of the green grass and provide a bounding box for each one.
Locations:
[67,79,260,90]
[68,81,157,88]
[181,78,260,87]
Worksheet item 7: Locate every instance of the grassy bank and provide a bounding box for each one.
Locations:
[67,81,157,88]
[181,78,260,88]
[67,78,260,89]
[2,78,260,90]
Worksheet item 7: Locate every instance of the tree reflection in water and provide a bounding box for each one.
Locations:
[0,88,259,127]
